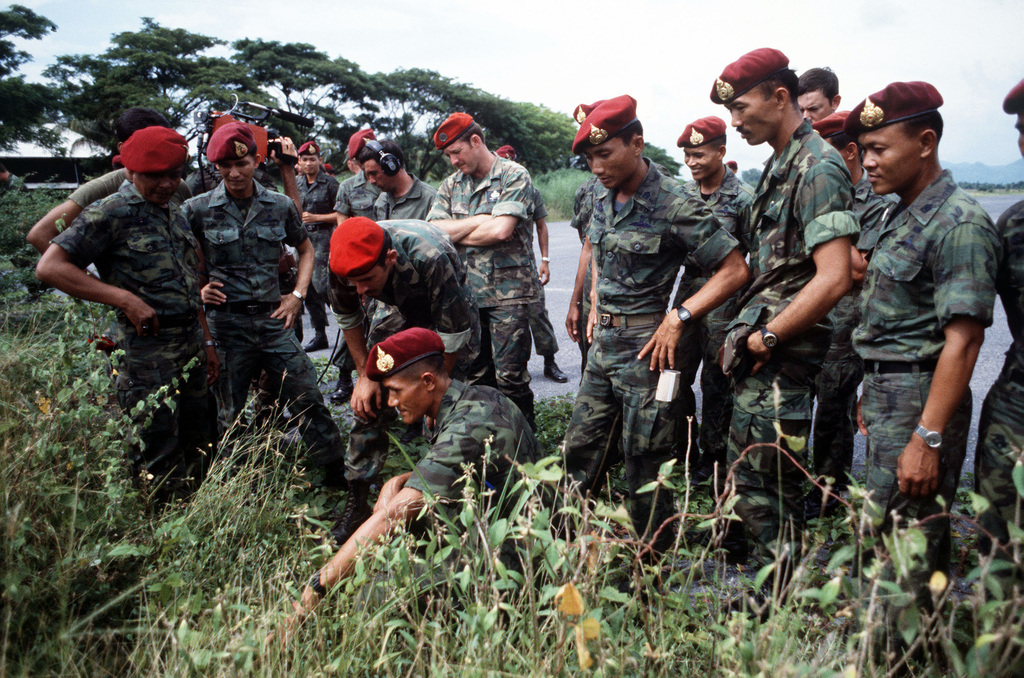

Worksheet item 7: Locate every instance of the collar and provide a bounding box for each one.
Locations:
[768,118,815,182]
[903,169,956,226]
[427,379,468,440]
[207,177,273,208]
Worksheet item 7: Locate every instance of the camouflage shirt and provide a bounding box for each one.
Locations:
[373,175,437,221]
[571,175,601,238]
[406,379,540,506]
[53,182,202,323]
[328,219,481,362]
[333,170,380,219]
[428,155,538,308]
[994,200,1024,384]
[853,170,1000,362]
[588,159,738,316]
[183,180,307,304]
[825,171,896,362]
[70,169,191,209]
[683,168,754,266]
[723,118,858,377]
[298,168,340,223]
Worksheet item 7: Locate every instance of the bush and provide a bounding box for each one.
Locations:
[534,168,592,221]
[0,187,68,299]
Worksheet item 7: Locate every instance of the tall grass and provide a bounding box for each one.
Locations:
[534,169,591,222]
[1,299,1022,676]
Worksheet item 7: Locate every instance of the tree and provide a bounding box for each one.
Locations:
[642,144,681,177]
[741,167,762,186]
[0,4,59,151]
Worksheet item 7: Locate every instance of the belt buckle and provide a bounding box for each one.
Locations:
[305,223,317,233]
[599,313,612,327]
[245,303,261,315]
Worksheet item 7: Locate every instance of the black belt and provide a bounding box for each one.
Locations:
[218,301,278,315]
[304,222,333,232]
[597,312,663,328]
[863,359,938,374]
[121,313,196,329]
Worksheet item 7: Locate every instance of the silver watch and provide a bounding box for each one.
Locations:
[760,327,778,348]
[914,424,942,448]
[292,290,304,301]
[676,306,692,324]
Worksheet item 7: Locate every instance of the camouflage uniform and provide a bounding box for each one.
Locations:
[427,155,537,424]
[373,175,437,221]
[334,170,381,219]
[570,176,600,373]
[853,170,1000,604]
[328,219,483,483]
[53,182,213,480]
[298,167,340,334]
[721,119,857,565]
[183,180,345,467]
[563,160,739,553]
[977,201,1024,593]
[811,172,893,487]
[526,187,560,358]
[672,169,753,471]
[0,172,23,197]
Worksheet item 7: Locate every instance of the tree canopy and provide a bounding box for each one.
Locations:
[0,4,58,151]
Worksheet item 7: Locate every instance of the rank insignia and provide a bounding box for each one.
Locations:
[860,98,884,128]
[690,129,704,145]
[716,78,735,102]
[376,349,395,373]
[589,125,608,145]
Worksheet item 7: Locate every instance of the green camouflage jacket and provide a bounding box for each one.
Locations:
[374,175,437,221]
[570,175,601,238]
[995,200,1024,384]
[333,171,381,219]
[853,170,1000,362]
[722,119,858,378]
[428,155,538,308]
[183,180,307,304]
[683,168,754,268]
[54,181,202,324]
[298,168,340,223]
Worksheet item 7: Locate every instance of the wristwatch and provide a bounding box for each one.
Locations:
[914,424,942,448]
[760,327,778,348]
[292,290,304,301]
[676,306,692,324]
[308,570,327,597]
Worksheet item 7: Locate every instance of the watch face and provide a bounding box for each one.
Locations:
[924,431,942,447]
[761,329,777,348]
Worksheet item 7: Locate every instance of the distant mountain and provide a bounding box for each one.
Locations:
[946,157,1024,184]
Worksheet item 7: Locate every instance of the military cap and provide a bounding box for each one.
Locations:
[207,122,257,163]
[844,81,943,137]
[495,144,516,160]
[329,216,386,278]
[434,112,474,150]
[347,129,375,161]
[711,48,790,104]
[119,127,188,173]
[571,95,639,154]
[726,160,738,171]
[323,162,334,173]
[811,110,850,139]
[677,115,728,148]
[366,327,445,382]
[1003,77,1024,114]
[297,140,321,155]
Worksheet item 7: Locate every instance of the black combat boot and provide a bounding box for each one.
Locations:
[330,480,373,545]
[510,392,536,432]
[303,330,329,352]
[329,370,354,404]
[543,355,569,383]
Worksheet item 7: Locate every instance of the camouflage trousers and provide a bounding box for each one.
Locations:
[728,366,814,568]
[529,284,559,358]
[974,371,1024,594]
[208,310,345,467]
[860,370,970,609]
[562,322,680,554]
[304,227,332,332]
[811,358,863,487]
[475,305,534,422]
[115,325,214,483]
[673,317,701,462]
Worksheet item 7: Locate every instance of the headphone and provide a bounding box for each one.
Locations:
[364,139,402,176]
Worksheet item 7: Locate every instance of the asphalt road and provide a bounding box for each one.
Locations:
[306,192,1022,479]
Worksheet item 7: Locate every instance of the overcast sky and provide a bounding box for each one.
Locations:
[13,0,1024,176]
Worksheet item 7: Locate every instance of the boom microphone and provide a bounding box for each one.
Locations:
[245,102,314,127]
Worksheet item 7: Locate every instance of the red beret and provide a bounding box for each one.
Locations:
[120,127,188,173]
[297,140,320,155]
[711,48,790,105]
[571,95,639,154]
[726,161,738,171]
[495,144,516,160]
[844,82,943,137]
[207,122,256,163]
[573,99,606,126]
[329,216,386,278]
[812,110,851,139]
[323,163,334,172]
[366,327,445,382]
[1003,78,1024,114]
[347,129,375,161]
[434,112,474,150]
[677,116,728,148]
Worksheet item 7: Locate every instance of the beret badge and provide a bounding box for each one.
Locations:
[860,98,885,128]
[437,132,447,143]
[233,140,248,158]
[575,108,587,124]
[689,129,705,145]
[716,78,735,102]
[376,349,395,373]
[589,125,608,145]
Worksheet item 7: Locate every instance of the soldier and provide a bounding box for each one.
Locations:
[295,140,340,353]
[711,48,858,591]
[495,144,569,383]
[427,113,539,428]
[674,115,754,486]
[35,127,218,499]
[325,217,482,543]
[282,328,539,640]
[355,138,436,221]
[563,95,749,556]
[798,67,842,122]
[974,78,1024,595]
[566,175,601,374]
[804,111,893,519]
[182,122,346,479]
[846,82,1000,618]
[0,162,23,197]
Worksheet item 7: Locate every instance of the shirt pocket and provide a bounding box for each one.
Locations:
[350,193,375,214]
[206,225,243,267]
[605,230,663,290]
[254,223,286,264]
[756,199,800,273]
[124,229,174,287]
[871,249,924,320]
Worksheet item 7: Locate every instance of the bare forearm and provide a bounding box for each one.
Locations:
[766,237,852,342]
[536,218,550,259]
[677,249,749,319]
[456,215,518,247]
[293,240,314,297]
[430,215,489,244]
[36,247,130,310]
[344,327,370,377]
[571,241,590,305]
[920,318,985,434]
[27,200,83,255]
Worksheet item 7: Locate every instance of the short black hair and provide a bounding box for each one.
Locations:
[757,69,800,105]
[115,107,171,142]
[609,118,644,145]
[357,139,406,168]
[826,131,856,150]
[798,68,840,100]
[901,110,944,143]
